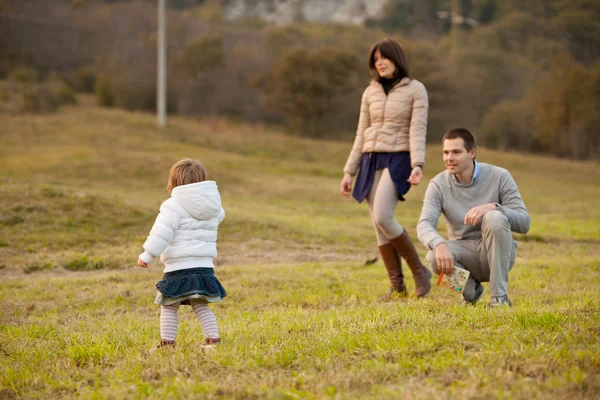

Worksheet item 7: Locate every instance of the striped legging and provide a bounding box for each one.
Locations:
[160,302,219,342]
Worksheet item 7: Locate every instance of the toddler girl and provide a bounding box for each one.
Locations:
[138,158,226,349]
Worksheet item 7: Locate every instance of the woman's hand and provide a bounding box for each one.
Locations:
[138,258,148,268]
[340,173,353,197]
[407,166,423,185]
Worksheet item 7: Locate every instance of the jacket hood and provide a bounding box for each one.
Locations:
[170,181,221,220]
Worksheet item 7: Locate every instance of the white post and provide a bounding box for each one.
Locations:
[157,0,167,127]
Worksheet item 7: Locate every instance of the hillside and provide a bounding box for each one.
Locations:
[1,102,599,398]
[1,99,599,273]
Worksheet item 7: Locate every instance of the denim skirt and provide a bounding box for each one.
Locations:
[352,151,412,203]
[154,267,227,306]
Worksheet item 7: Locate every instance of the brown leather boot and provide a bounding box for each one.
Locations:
[378,243,407,300]
[390,230,431,297]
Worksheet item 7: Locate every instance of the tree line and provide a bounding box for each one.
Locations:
[0,0,599,159]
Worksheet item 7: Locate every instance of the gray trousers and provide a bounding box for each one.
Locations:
[425,211,518,298]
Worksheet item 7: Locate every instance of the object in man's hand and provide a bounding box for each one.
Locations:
[436,267,470,293]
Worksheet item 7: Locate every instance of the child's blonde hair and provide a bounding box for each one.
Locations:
[167,158,207,192]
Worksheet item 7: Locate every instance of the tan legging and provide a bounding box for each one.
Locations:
[367,168,405,245]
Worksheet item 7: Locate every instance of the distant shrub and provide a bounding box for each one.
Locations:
[176,34,224,77]
[263,46,361,137]
[194,0,224,23]
[114,79,156,111]
[0,83,9,101]
[24,262,56,274]
[107,76,177,113]
[528,56,600,159]
[481,100,537,151]
[238,16,267,30]
[20,85,60,113]
[9,66,39,83]
[74,67,97,93]
[2,74,77,114]
[49,80,77,105]
[96,76,115,107]
[64,255,104,271]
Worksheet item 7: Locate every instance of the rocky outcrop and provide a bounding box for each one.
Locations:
[223,0,387,25]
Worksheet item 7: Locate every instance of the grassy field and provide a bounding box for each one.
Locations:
[1,99,599,399]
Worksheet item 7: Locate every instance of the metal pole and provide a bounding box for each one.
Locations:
[451,0,460,58]
[157,0,166,127]
[450,0,474,58]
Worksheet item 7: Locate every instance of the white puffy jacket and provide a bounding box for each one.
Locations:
[138,181,225,272]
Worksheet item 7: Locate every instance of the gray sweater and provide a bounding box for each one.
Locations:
[417,163,530,251]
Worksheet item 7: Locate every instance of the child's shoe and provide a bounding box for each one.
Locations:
[201,337,221,350]
[150,339,175,353]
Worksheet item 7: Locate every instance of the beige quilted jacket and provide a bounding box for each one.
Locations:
[343,77,428,175]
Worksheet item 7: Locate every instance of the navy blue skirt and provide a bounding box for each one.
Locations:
[155,268,227,306]
[352,151,412,203]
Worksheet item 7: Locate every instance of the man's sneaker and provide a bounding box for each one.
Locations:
[490,295,512,308]
[461,283,485,306]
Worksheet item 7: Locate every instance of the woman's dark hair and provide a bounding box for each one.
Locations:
[368,38,411,83]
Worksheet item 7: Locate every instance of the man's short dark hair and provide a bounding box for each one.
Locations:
[442,128,477,152]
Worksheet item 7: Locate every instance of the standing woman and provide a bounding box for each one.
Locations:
[341,38,431,300]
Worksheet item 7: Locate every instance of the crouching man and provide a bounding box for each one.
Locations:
[417,128,530,306]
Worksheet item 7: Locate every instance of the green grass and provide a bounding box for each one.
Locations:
[0,99,599,398]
